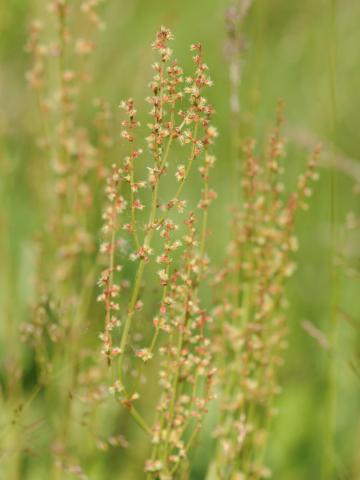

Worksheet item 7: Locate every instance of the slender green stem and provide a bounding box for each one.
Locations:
[123,401,152,436]
[130,169,140,249]
[174,123,199,201]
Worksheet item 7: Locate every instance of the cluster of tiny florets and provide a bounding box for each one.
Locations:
[96,27,217,476]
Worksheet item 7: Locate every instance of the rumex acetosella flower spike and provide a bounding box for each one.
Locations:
[210,101,320,478]
[96,26,217,476]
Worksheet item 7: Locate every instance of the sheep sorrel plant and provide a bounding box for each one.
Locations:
[207,102,320,479]
[97,27,217,478]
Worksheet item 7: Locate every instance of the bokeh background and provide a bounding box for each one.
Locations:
[0,0,359,478]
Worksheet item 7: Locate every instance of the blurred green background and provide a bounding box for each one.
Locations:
[0,0,359,478]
